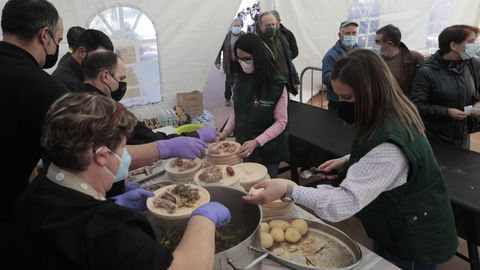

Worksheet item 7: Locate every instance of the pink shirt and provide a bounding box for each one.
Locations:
[224,87,288,146]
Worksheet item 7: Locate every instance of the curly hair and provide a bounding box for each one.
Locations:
[41,93,136,172]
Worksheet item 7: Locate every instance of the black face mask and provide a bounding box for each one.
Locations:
[337,101,355,124]
[111,80,128,101]
[42,32,59,69]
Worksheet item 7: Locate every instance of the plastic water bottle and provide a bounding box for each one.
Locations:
[169,109,178,127]
[161,109,170,126]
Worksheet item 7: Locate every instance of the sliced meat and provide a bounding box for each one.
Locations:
[153,198,178,213]
[161,193,177,204]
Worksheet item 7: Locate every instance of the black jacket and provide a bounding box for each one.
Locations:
[0,42,66,222]
[52,56,84,92]
[256,24,300,95]
[6,176,173,269]
[279,24,298,59]
[410,53,480,148]
[58,51,71,65]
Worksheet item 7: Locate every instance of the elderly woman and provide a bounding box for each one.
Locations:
[245,49,457,270]
[411,24,480,149]
[5,93,230,270]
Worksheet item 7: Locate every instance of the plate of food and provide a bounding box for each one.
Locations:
[147,183,210,219]
[206,141,241,156]
[193,164,241,187]
[164,157,203,175]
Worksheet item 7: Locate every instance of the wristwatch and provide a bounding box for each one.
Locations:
[280,185,295,202]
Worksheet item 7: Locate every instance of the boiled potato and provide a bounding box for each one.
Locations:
[269,219,290,231]
[260,222,270,233]
[270,227,285,243]
[272,247,286,256]
[285,227,302,243]
[260,232,274,249]
[290,219,309,235]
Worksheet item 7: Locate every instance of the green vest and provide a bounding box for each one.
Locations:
[350,117,457,264]
[233,74,289,164]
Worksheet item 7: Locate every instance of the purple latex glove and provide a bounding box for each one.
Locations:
[156,137,207,159]
[191,202,231,227]
[197,126,217,143]
[113,188,153,212]
[125,181,140,192]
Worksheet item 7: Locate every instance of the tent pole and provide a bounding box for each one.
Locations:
[475,3,480,27]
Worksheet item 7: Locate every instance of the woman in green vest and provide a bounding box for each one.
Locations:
[244,49,458,270]
[218,33,289,177]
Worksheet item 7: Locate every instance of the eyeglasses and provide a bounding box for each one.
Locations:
[237,56,253,64]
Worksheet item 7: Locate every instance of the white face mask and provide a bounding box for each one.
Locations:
[240,60,255,74]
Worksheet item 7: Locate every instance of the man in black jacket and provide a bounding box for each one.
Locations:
[81,50,217,197]
[52,29,113,92]
[0,0,66,262]
[58,26,85,64]
[256,11,300,95]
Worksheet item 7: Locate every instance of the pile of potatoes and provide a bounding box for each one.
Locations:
[259,219,309,249]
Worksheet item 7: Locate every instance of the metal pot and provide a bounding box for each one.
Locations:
[145,184,263,270]
[228,216,362,270]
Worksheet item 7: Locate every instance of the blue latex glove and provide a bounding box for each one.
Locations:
[125,181,140,192]
[191,202,231,227]
[113,188,153,212]
[156,137,207,159]
[197,126,217,143]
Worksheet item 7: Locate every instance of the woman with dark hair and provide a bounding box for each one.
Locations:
[411,24,480,149]
[244,49,458,270]
[218,33,288,177]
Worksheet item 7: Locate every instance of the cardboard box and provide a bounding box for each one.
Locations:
[116,44,137,64]
[177,90,203,117]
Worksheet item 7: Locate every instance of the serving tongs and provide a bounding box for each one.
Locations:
[300,167,337,179]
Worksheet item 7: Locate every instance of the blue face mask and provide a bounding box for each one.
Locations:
[342,35,358,48]
[459,43,480,60]
[372,44,382,54]
[231,26,241,35]
[103,147,132,182]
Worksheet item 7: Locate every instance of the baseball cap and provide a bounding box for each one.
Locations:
[339,19,359,30]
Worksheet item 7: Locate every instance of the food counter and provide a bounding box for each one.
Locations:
[137,169,398,270]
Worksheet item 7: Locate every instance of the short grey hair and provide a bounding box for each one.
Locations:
[232,17,244,27]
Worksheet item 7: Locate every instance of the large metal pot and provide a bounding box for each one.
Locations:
[228,216,362,270]
[146,184,263,270]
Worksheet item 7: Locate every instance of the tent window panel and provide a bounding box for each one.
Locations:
[89,5,161,107]
[426,0,452,50]
[348,0,380,48]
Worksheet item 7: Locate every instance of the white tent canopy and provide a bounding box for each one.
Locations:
[2,0,480,109]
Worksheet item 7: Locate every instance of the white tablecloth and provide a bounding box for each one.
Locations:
[260,205,400,270]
